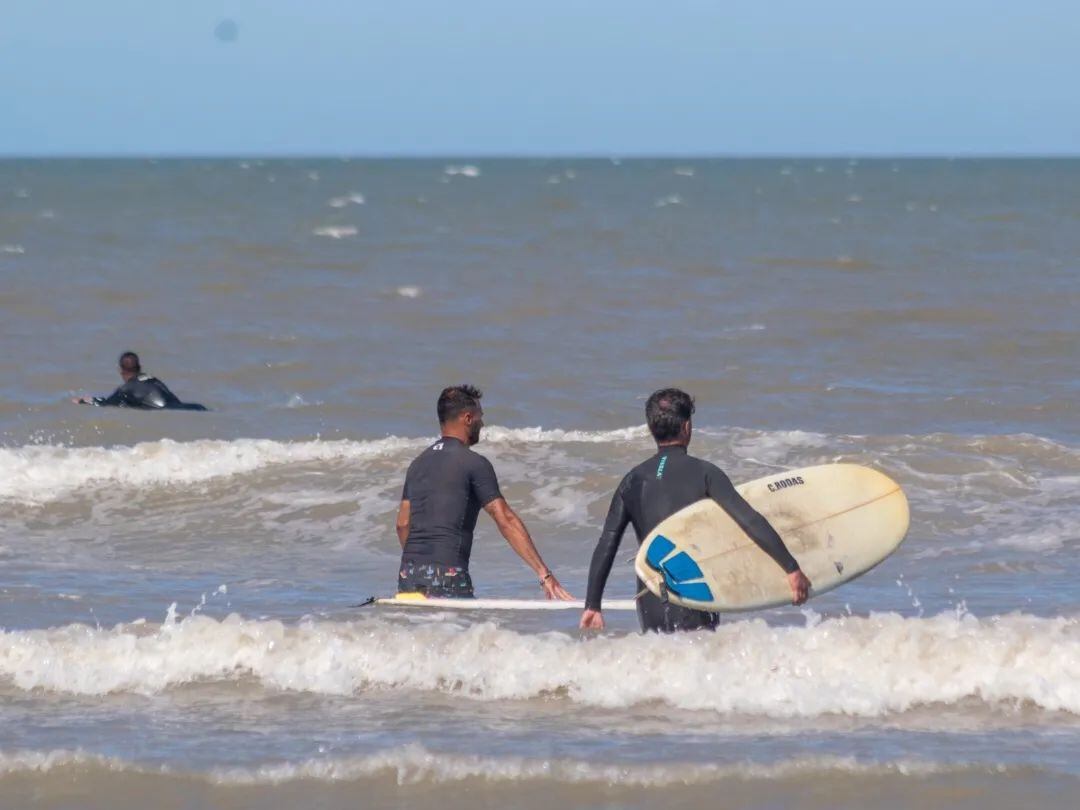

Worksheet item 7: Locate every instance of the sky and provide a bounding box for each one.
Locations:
[2,1,1079,156]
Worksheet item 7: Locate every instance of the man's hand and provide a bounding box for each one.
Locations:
[71,396,88,405]
[579,609,605,630]
[541,572,572,600]
[787,570,811,605]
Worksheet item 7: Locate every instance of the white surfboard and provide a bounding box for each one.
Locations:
[634,463,909,612]
[375,593,637,611]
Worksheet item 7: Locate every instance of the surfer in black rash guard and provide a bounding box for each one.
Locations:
[73,352,208,411]
[395,384,572,600]
[580,388,811,633]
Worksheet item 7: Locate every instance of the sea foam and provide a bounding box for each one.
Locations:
[2,611,1078,717]
[0,428,651,505]
[0,745,1009,786]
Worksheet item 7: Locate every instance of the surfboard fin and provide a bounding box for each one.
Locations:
[644,535,715,603]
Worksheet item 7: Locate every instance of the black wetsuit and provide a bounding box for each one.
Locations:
[89,375,207,411]
[586,445,800,633]
[398,436,502,596]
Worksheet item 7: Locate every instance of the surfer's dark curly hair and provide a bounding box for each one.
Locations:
[645,388,695,442]
[118,352,141,373]
[437,384,483,425]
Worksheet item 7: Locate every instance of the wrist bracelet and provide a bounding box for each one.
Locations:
[539,571,553,586]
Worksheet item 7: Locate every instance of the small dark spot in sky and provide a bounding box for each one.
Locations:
[215,19,239,43]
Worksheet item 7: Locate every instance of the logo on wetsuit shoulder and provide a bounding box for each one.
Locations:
[767,475,805,493]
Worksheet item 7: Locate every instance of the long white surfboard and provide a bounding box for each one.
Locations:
[375,593,637,611]
[634,463,909,612]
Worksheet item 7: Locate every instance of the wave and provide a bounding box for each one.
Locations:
[3,611,1079,716]
[0,436,422,505]
[1,427,1075,525]
[443,165,480,178]
[0,428,651,505]
[312,226,357,239]
[0,745,1022,786]
[327,193,365,208]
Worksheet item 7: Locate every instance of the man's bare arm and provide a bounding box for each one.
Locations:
[483,497,572,599]
[395,499,411,548]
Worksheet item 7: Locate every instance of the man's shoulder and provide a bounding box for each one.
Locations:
[411,439,485,464]
[625,453,661,481]
[462,446,494,469]
[681,451,725,474]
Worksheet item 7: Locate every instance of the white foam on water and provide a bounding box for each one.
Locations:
[0,437,423,505]
[0,745,1013,786]
[283,393,325,409]
[396,285,421,298]
[328,193,365,208]
[209,747,1001,786]
[444,165,481,178]
[2,427,1073,544]
[654,194,683,207]
[312,226,357,239]
[3,612,1079,717]
[0,427,647,505]
[1,244,26,254]
[482,425,648,444]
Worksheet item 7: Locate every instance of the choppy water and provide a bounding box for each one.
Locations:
[1,159,1078,808]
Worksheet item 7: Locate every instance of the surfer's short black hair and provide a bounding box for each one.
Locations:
[646,388,695,442]
[118,352,141,373]
[438,384,483,424]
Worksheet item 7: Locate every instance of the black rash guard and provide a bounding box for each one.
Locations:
[586,445,799,632]
[399,436,502,570]
[90,375,207,411]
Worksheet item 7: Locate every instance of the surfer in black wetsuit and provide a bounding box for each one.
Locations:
[73,352,207,411]
[580,388,811,633]
[394,384,572,600]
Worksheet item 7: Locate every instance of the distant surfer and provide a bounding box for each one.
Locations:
[72,352,208,411]
[395,385,572,600]
[580,388,811,633]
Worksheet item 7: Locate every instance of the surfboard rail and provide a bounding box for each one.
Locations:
[371,594,638,611]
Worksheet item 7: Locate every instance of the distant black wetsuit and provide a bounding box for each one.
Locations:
[398,436,502,596]
[89,375,207,411]
[586,445,800,633]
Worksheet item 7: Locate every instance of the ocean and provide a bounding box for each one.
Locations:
[1,158,1078,808]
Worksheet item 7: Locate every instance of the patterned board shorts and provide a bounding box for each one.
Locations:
[398,562,475,598]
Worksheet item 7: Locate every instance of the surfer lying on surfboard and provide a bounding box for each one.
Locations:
[580,388,811,633]
[72,351,208,411]
[394,384,572,601]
